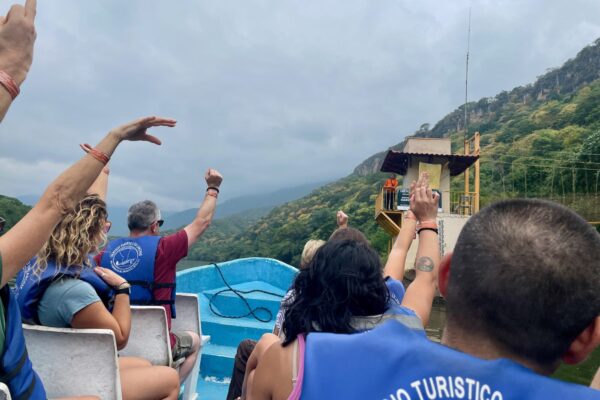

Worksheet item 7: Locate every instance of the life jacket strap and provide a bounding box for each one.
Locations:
[127,280,175,289]
[15,373,37,400]
[0,348,28,384]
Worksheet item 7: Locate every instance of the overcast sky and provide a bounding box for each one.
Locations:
[1,0,600,210]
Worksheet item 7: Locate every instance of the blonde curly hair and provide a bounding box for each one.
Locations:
[34,194,108,277]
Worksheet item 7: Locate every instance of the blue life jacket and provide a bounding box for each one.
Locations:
[100,236,176,317]
[12,257,113,324]
[300,320,600,399]
[0,286,46,399]
[385,277,405,306]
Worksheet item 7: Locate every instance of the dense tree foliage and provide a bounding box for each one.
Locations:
[0,195,31,234]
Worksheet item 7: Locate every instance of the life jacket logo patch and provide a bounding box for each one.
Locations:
[110,241,144,273]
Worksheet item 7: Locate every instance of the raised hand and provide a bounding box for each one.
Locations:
[336,210,348,228]
[410,172,439,222]
[94,267,127,289]
[205,168,223,188]
[0,0,36,85]
[109,116,176,145]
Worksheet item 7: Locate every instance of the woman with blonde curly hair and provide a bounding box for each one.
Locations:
[15,172,180,400]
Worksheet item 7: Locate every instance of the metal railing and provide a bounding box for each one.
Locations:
[375,188,479,216]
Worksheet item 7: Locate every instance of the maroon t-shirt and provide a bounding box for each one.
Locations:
[95,230,188,347]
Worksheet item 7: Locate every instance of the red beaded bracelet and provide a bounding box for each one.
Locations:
[80,143,110,165]
[0,71,19,100]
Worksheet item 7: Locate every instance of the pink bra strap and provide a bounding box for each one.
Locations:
[287,334,306,400]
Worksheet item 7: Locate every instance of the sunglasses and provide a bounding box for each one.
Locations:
[156,219,164,227]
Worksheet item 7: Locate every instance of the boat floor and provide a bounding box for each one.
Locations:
[193,280,288,399]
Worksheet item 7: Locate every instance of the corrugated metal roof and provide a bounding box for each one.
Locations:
[380,150,479,176]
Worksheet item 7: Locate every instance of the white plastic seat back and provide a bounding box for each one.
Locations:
[23,324,121,400]
[172,293,200,336]
[0,383,11,400]
[173,293,207,400]
[119,306,171,366]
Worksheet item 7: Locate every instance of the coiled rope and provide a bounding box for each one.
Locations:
[208,263,284,323]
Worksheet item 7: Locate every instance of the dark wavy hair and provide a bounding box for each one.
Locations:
[281,239,389,346]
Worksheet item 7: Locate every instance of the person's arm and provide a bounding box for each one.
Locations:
[247,339,294,400]
[0,0,36,122]
[71,267,131,350]
[87,166,109,201]
[241,334,280,399]
[383,210,416,281]
[401,173,441,327]
[591,366,600,390]
[0,116,176,287]
[184,168,223,248]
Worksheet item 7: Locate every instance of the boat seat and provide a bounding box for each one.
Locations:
[0,383,11,400]
[172,293,210,400]
[119,306,171,366]
[22,324,121,400]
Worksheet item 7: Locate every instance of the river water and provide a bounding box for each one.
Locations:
[426,302,599,386]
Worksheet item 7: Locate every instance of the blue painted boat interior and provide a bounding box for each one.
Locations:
[176,258,298,399]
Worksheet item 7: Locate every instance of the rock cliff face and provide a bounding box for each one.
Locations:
[353,151,387,176]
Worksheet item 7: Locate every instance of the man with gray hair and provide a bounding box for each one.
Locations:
[95,168,223,383]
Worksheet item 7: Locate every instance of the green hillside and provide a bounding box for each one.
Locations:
[190,173,392,266]
[190,37,600,264]
[0,195,31,234]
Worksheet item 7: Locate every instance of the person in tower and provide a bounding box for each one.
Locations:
[250,198,600,399]
[96,169,223,382]
[383,173,398,210]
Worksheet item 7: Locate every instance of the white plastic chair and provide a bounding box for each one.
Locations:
[119,306,172,366]
[22,324,121,400]
[172,293,210,400]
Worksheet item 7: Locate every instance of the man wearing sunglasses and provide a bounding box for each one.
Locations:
[96,168,223,383]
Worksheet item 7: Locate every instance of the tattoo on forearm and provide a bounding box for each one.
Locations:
[415,256,434,272]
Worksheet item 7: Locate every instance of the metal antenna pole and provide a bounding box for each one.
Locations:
[464,7,471,144]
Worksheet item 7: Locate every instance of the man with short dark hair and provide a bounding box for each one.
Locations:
[96,168,223,383]
[254,199,600,398]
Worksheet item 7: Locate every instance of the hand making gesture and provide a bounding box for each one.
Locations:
[0,0,36,86]
[410,172,440,223]
[109,116,177,145]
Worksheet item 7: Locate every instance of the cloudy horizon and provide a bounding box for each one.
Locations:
[2,0,600,210]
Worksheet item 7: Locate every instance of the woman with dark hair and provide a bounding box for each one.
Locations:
[244,173,441,400]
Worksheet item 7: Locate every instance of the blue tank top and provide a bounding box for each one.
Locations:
[300,320,600,399]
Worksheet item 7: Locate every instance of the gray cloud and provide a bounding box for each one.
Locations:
[1,0,600,210]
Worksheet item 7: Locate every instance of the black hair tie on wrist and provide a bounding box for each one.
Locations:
[417,227,439,235]
[207,186,220,193]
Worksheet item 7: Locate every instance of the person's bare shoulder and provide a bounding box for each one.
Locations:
[250,340,295,400]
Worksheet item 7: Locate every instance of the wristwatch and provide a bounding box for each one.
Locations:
[115,282,131,296]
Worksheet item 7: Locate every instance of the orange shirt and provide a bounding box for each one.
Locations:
[384,178,398,189]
